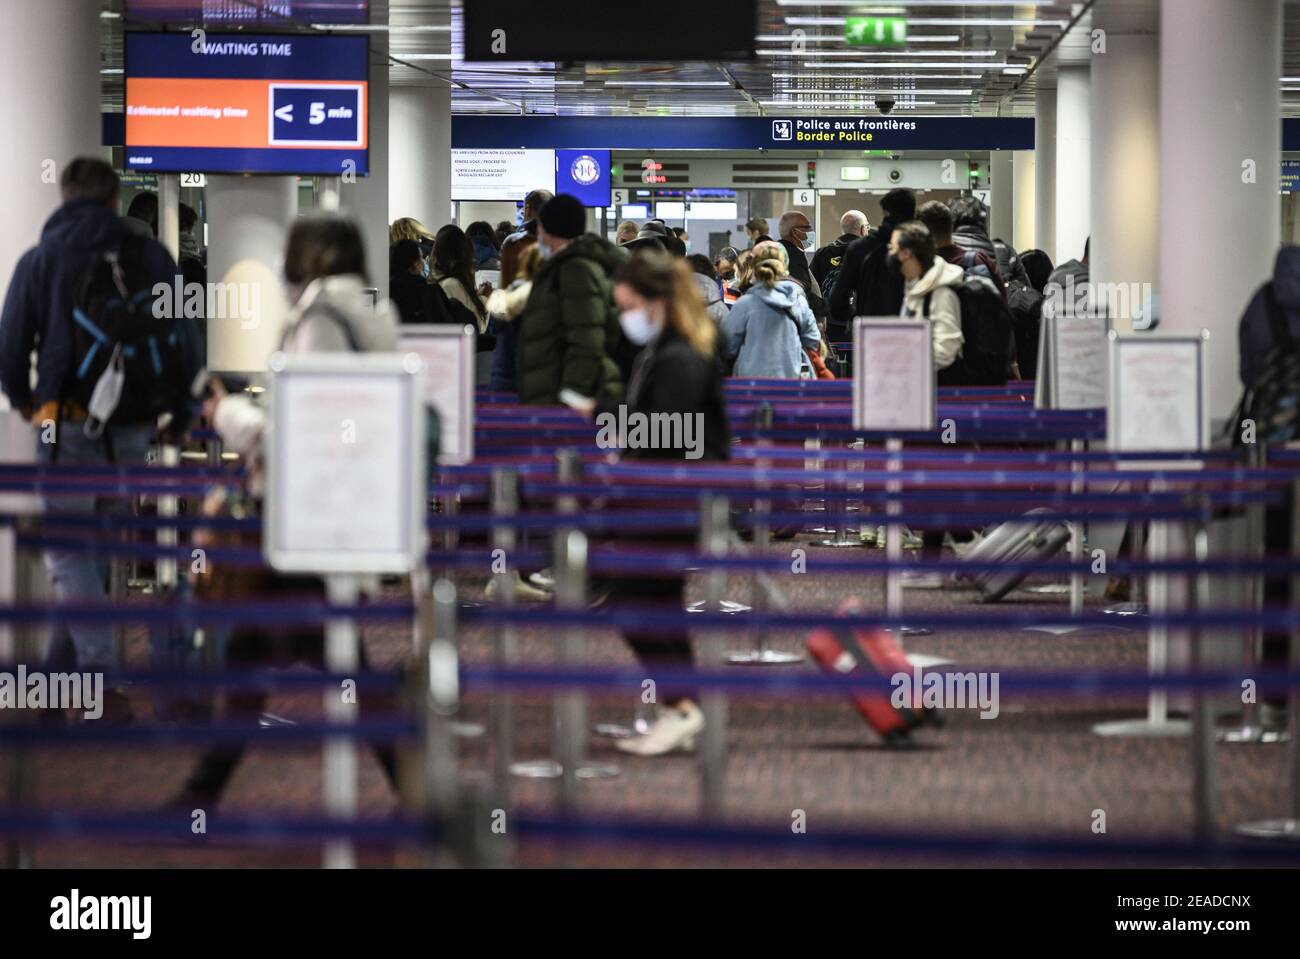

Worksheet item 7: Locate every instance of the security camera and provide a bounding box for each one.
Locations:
[888,168,903,184]
[876,97,896,115]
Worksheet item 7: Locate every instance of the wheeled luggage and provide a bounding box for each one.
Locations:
[959,508,1071,602]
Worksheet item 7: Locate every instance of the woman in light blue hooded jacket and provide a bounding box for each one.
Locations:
[723,240,821,378]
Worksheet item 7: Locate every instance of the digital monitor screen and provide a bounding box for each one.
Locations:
[451,149,555,201]
[124,32,369,176]
[555,149,611,208]
[124,1,370,25]
[620,204,649,219]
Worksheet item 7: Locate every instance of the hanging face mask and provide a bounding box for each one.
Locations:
[420,257,431,280]
[84,345,126,440]
[537,240,553,260]
[619,307,658,346]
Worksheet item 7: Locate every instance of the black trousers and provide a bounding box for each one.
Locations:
[180,576,399,801]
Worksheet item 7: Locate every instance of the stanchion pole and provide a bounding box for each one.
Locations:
[727,403,798,665]
[1,521,36,869]
[1220,442,1272,742]
[322,574,360,869]
[555,528,588,812]
[699,493,730,819]
[489,468,518,806]
[1093,479,1190,738]
[1237,469,1300,840]
[885,437,903,625]
[1188,507,1217,842]
[1069,437,1084,616]
[425,577,463,866]
[512,449,617,781]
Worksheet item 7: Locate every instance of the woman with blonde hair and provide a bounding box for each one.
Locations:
[592,250,729,756]
[389,216,434,248]
[723,240,821,378]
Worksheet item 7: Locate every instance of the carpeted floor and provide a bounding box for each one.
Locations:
[2,531,1292,868]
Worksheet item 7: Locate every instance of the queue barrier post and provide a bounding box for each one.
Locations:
[322,574,361,870]
[1,516,38,869]
[425,577,467,866]
[1219,442,1277,743]
[511,449,618,782]
[489,467,518,806]
[1236,467,1300,841]
[1187,504,1218,842]
[727,402,799,665]
[699,493,731,819]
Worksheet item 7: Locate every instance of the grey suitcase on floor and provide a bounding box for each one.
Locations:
[961,508,1072,602]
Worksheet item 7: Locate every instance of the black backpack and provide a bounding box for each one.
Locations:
[925,266,1013,387]
[66,235,190,429]
[1005,279,1045,380]
[1229,283,1300,447]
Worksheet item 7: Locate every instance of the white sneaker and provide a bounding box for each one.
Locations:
[528,568,556,590]
[615,701,704,756]
[484,571,552,603]
[901,570,945,589]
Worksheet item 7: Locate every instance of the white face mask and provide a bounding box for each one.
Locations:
[619,307,658,346]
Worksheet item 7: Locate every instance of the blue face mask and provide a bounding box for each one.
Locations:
[420,257,431,279]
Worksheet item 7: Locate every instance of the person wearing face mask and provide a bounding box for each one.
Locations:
[516,193,626,406]
[723,241,822,379]
[778,211,828,321]
[597,250,729,756]
[389,239,457,326]
[892,220,964,373]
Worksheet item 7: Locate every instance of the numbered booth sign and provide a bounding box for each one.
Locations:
[397,324,476,467]
[1106,331,1209,463]
[265,353,427,575]
[852,317,936,432]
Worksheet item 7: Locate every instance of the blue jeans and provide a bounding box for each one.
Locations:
[36,420,154,670]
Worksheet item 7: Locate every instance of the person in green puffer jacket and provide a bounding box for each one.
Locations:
[517,194,628,406]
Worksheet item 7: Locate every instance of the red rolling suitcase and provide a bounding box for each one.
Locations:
[806,599,932,745]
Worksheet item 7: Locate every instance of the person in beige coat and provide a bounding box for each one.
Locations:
[891,220,964,372]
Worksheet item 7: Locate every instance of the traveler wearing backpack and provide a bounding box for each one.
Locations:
[829,188,915,337]
[892,222,964,373]
[516,194,627,407]
[0,158,198,701]
[723,241,823,379]
[810,209,869,298]
[950,195,1030,289]
[917,201,1005,298]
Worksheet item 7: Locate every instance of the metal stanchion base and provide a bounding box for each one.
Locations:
[725,648,805,665]
[1216,724,1288,744]
[1102,602,1148,616]
[1092,718,1191,737]
[812,536,869,548]
[686,600,752,614]
[592,723,636,739]
[905,652,954,668]
[891,626,935,637]
[258,712,297,728]
[451,721,486,738]
[1236,819,1300,840]
[509,759,620,780]
[1025,583,1071,595]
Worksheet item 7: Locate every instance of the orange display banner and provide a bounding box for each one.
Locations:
[126,78,368,150]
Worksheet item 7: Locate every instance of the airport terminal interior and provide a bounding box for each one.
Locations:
[0,0,1299,879]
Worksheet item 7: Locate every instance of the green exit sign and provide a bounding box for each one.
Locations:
[845,17,907,46]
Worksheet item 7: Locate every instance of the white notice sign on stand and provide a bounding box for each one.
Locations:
[1051,310,1109,410]
[265,353,427,574]
[398,324,475,466]
[1107,331,1208,458]
[852,317,935,432]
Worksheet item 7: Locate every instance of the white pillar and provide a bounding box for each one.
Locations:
[1091,33,1159,332]
[1160,0,1281,419]
[341,34,391,301]
[1012,150,1036,252]
[1034,91,1057,262]
[0,0,100,297]
[390,83,453,234]
[1055,64,1091,265]
[988,151,1014,243]
[205,177,296,375]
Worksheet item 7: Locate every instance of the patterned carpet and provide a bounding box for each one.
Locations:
[2,531,1292,869]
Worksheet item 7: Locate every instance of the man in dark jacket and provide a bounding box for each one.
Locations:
[0,158,197,697]
[499,188,553,286]
[516,194,626,406]
[917,200,1006,298]
[810,209,869,290]
[829,187,915,336]
[949,195,1030,288]
[1239,244,1300,391]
